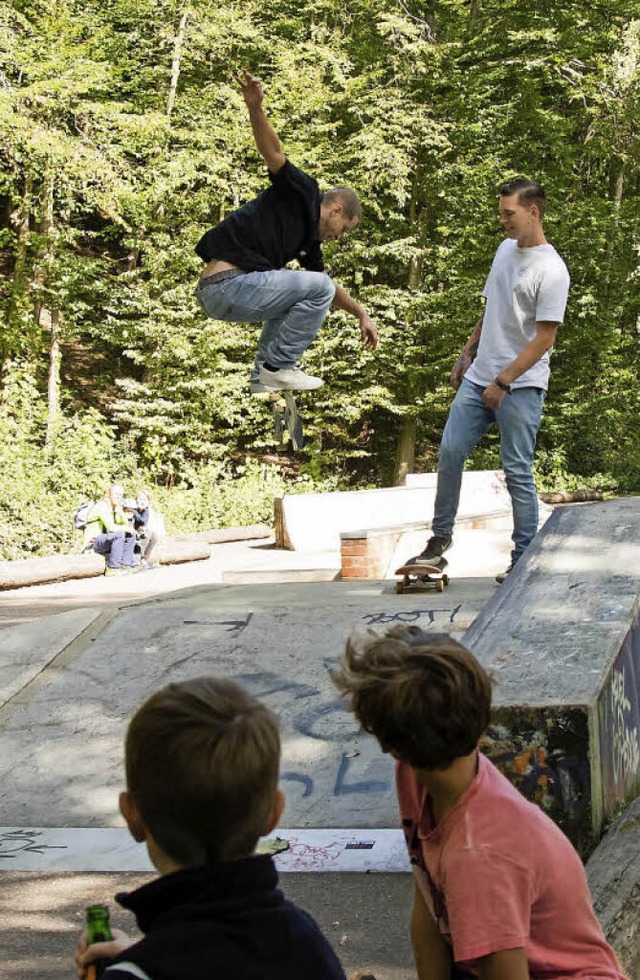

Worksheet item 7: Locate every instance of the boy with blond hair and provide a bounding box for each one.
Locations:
[334,626,626,980]
[76,677,347,980]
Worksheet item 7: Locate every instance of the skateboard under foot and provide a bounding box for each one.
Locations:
[269,390,303,451]
[394,559,449,594]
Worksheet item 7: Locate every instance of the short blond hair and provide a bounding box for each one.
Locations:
[322,187,361,220]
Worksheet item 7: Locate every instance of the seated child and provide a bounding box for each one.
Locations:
[334,625,627,980]
[76,676,347,980]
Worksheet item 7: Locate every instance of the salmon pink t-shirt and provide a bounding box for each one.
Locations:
[396,753,626,978]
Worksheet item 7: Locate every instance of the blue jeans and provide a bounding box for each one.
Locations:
[195,270,335,380]
[433,379,545,561]
[92,532,136,569]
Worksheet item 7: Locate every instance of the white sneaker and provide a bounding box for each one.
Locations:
[259,365,324,390]
[250,381,279,394]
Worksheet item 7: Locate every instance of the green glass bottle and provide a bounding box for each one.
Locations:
[85,904,113,979]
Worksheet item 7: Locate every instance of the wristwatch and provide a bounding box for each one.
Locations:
[494,377,512,394]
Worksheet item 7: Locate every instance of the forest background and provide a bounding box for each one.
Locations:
[0,0,638,559]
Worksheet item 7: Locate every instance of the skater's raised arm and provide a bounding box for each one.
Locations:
[332,283,378,349]
[238,69,286,174]
[451,314,483,388]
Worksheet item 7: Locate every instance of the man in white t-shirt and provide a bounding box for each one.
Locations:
[415,179,570,582]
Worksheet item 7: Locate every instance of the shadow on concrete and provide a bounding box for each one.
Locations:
[0,871,416,980]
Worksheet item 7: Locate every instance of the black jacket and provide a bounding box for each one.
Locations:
[103,855,346,980]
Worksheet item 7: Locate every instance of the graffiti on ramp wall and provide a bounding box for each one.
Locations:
[598,619,640,814]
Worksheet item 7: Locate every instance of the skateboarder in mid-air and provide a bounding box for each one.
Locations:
[195,70,378,394]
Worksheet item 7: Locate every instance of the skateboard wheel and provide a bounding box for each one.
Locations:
[436,579,444,593]
[395,582,403,594]
[442,574,449,587]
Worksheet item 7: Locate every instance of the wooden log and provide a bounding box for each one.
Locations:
[274,498,291,549]
[169,524,271,545]
[0,553,105,590]
[0,535,213,591]
[154,537,210,565]
[538,490,604,504]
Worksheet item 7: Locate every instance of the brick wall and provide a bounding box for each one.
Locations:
[340,529,402,580]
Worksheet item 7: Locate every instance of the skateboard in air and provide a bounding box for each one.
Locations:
[269,390,303,451]
[394,558,449,594]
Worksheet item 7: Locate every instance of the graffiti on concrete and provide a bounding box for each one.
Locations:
[333,751,390,796]
[362,605,463,626]
[236,669,392,802]
[598,622,640,813]
[0,829,67,858]
[182,615,253,634]
[482,707,592,850]
[611,668,640,784]
[276,837,346,871]
[280,772,314,797]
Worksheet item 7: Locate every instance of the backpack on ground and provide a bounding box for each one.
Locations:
[73,501,94,530]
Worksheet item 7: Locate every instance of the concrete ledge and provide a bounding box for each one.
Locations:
[464,498,640,856]
[275,470,518,552]
[339,514,516,582]
[586,796,640,979]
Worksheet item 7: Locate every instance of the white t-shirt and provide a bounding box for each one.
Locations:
[465,238,570,391]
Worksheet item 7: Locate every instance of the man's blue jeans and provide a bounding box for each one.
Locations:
[195,270,335,381]
[433,378,545,561]
[92,532,136,569]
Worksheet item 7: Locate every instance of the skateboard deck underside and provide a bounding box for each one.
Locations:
[269,391,304,450]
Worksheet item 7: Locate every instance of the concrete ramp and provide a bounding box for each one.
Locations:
[276,470,524,552]
[463,497,640,855]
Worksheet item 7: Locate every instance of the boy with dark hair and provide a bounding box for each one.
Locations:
[334,626,626,980]
[75,677,347,980]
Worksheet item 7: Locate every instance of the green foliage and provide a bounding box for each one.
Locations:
[0,361,334,557]
[0,0,639,557]
[152,458,335,534]
[0,360,136,558]
[532,448,618,496]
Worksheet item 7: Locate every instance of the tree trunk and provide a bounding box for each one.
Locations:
[4,174,33,363]
[393,416,417,485]
[33,161,63,436]
[14,175,32,283]
[392,160,426,485]
[33,162,54,328]
[46,307,61,445]
[605,162,625,288]
[167,7,189,118]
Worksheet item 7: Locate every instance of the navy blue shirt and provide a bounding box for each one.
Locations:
[195,160,324,273]
[103,855,346,980]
